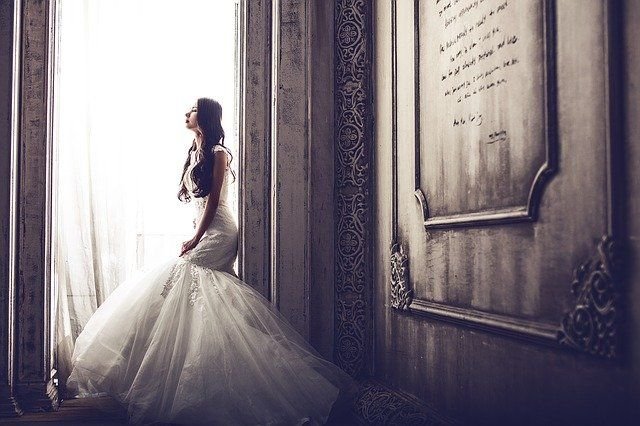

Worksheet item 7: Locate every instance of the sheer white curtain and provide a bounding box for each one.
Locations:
[53,0,238,392]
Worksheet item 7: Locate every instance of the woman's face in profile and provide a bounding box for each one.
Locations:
[185,104,198,130]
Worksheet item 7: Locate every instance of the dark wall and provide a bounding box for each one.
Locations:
[373,0,639,424]
[309,0,336,359]
[623,0,640,420]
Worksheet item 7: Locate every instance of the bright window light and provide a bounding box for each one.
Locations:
[54,0,239,296]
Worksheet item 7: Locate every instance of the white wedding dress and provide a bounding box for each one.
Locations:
[66,146,355,425]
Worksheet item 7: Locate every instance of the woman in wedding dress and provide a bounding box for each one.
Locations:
[66,98,355,425]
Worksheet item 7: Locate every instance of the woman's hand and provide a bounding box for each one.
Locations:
[180,236,201,256]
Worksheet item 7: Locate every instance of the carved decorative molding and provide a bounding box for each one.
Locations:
[390,243,413,311]
[335,0,371,189]
[335,298,366,376]
[558,235,623,359]
[334,0,373,377]
[404,241,626,356]
[409,300,558,344]
[335,192,368,376]
[402,235,626,356]
[353,380,457,425]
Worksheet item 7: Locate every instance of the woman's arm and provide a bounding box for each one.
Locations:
[180,150,227,256]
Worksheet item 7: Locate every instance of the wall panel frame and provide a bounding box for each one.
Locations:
[389,0,626,359]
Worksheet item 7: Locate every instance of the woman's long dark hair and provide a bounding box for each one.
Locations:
[177,97,235,202]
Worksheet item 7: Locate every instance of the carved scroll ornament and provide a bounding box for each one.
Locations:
[390,243,413,311]
[353,381,455,425]
[558,235,623,359]
[334,0,373,377]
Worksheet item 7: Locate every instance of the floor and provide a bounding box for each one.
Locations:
[0,397,127,425]
[0,396,357,425]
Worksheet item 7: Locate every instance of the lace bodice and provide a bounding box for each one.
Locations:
[183,145,232,206]
[183,144,235,238]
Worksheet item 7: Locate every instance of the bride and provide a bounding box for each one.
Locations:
[66,97,355,425]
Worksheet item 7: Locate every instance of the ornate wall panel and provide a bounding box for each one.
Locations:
[415,0,557,229]
[388,0,625,359]
[374,1,635,422]
[334,0,373,377]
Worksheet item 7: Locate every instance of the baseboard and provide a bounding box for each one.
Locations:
[15,379,59,413]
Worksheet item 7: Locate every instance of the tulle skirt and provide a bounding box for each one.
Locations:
[66,255,355,425]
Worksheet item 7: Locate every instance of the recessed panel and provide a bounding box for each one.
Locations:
[418,0,554,227]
